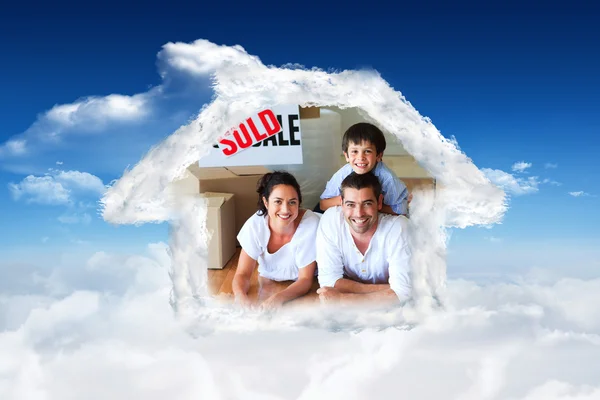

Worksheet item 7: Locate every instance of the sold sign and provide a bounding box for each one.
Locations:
[218,109,281,157]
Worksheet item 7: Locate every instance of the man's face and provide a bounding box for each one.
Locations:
[343,140,382,174]
[341,187,382,235]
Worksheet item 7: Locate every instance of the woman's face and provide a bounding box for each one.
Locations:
[263,184,300,228]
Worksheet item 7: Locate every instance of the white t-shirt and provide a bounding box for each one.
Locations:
[316,206,412,302]
[237,209,320,281]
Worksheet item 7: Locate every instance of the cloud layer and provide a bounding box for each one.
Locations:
[2,244,600,399]
[482,168,540,195]
[8,169,105,205]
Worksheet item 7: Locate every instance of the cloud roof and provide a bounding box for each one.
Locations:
[101,39,506,229]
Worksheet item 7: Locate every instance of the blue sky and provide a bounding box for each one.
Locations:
[1,4,598,275]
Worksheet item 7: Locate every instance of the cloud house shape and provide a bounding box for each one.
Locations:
[101,39,507,314]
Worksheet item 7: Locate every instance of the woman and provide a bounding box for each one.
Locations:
[232,171,320,310]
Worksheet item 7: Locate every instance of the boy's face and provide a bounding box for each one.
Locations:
[344,140,382,174]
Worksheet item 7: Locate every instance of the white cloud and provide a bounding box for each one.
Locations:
[545,163,558,169]
[0,94,151,158]
[482,168,540,195]
[569,191,591,197]
[55,161,63,165]
[542,178,562,186]
[158,39,261,77]
[53,170,106,194]
[8,175,71,205]
[512,161,532,173]
[8,169,105,205]
[58,213,92,225]
[485,236,503,243]
[1,139,27,155]
[46,94,147,126]
[70,238,91,245]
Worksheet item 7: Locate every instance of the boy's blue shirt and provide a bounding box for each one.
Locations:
[320,161,409,215]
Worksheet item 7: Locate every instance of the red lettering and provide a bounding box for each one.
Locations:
[233,127,253,149]
[246,117,267,141]
[258,109,281,137]
[219,138,238,156]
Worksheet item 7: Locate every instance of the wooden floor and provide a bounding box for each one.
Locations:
[207,249,320,307]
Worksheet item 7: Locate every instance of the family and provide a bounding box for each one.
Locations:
[232,122,413,310]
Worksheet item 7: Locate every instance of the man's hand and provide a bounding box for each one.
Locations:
[317,287,344,304]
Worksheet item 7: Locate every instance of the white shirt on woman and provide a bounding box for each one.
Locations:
[316,206,412,302]
[237,209,320,282]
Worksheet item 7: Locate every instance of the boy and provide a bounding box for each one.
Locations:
[319,122,409,215]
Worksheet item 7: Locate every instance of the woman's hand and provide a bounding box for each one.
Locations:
[232,249,257,310]
[235,294,254,310]
[260,293,284,312]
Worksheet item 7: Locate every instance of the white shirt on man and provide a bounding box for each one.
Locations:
[316,206,412,302]
[237,210,320,282]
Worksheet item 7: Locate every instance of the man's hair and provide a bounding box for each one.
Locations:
[340,172,382,200]
[341,122,387,155]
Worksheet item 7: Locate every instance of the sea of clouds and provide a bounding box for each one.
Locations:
[2,243,600,399]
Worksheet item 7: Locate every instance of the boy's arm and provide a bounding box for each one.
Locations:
[381,193,413,215]
[378,166,409,215]
[320,196,342,211]
[380,204,399,215]
[319,165,350,211]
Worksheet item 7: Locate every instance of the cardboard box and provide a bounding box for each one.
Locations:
[201,192,236,269]
[189,164,271,237]
[402,178,436,193]
[299,106,320,119]
[384,156,436,195]
[383,155,432,179]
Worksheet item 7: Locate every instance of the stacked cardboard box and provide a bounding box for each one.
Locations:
[187,164,271,269]
[200,192,236,270]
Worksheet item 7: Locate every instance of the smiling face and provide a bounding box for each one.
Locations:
[341,186,382,235]
[344,140,382,174]
[262,184,300,229]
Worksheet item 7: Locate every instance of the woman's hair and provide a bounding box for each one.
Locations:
[256,171,302,216]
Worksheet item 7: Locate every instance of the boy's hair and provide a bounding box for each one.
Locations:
[340,172,382,200]
[341,122,387,155]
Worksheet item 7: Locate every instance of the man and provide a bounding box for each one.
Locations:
[316,172,412,305]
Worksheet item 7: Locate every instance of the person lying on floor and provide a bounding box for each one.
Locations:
[316,172,412,306]
[232,171,320,310]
